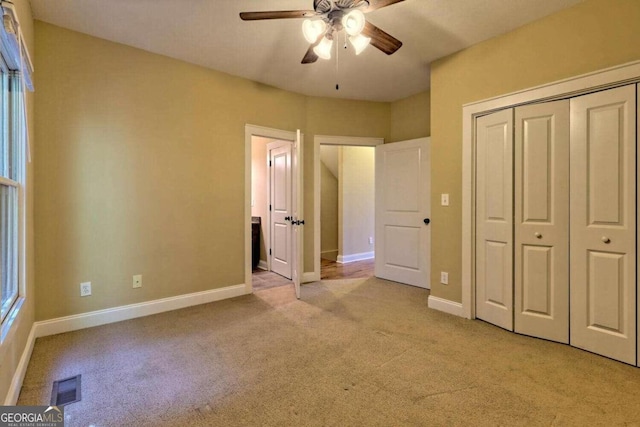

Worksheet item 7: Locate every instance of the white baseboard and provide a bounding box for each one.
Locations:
[337,251,374,264]
[4,324,36,405]
[427,295,464,317]
[302,272,320,283]
[34,284,248,338]
[257,260,268,271]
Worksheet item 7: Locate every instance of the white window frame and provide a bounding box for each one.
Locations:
[0,1,31,341]
[0,68,25,332]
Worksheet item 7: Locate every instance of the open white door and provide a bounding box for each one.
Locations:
[375,138,431,288]
[268,140,293,279]
[291,130,304,298]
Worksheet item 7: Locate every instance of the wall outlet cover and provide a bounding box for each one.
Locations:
[133,274,142,288]
[440,272,449,285]
[80,282,92,297]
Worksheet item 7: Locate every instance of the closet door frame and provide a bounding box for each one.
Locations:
[460,61,640,334]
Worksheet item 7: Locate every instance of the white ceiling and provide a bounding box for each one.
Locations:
[29,0,584,102]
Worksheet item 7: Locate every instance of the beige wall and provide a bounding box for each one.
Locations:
[430,0,640,303]
[320,161,338,260]
[0,0,35,402]
[390,91,430,142]
[251,136,272,264]
[339,146,375,258]
[34,22,391,320]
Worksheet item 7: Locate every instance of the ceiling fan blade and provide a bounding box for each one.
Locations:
[360,0,405,13]
[301,38,322,64]
[302,46,319,64]
[239,10,317,21]
[362,21,402,55]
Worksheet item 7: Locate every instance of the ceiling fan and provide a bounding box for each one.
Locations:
[240,0,405,64]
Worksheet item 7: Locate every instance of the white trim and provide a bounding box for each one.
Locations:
[245,124,297,294]
[428,295,464,318]
[257,260,268,271]
[3,323,35,405]
[315,135,385,147]
[337,251,374,264]
[33,284,247,338]
[314,135,384,283]
[461,60,640,320]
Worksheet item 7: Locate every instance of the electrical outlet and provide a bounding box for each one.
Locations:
[368,236,373,245]
[441,193,450,206]
[440,272,449,285]
[80,282,92,297]
[133,274,142,288]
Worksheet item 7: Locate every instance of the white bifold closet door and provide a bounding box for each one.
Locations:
[475,109,514,330]
[476,84,637,365]
[514,100,570,344]
[569,84,637,365]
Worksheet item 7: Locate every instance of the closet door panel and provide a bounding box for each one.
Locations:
[514,100,570,343]
[475,109,514,330]
[570,84,636,365]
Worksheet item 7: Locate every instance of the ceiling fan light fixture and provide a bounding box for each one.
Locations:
[349,34,371,55]
[342,10,365,36]
[313,36,333,60]
[302,19,327,43]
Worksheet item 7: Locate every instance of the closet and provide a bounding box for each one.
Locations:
[475,84,637,365]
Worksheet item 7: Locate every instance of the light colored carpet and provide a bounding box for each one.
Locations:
[18,277,640,426]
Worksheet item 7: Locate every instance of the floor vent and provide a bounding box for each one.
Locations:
[51,374,82,406]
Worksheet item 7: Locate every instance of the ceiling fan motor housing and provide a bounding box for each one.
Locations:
[314,0,363,14]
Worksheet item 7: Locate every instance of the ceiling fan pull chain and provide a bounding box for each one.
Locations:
[335,32,340,90]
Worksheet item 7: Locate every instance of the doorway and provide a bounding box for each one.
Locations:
[314,136,383,281]
[245,125,303,296]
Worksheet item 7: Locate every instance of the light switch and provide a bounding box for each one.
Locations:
[441,193,449,206]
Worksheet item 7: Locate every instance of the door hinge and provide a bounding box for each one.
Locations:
[269,160,272,167]
[269,204,272,211]
[269,248,272,255]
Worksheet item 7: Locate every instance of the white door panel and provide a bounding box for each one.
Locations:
[570,84,636,365]
[269,141,292,279]
[375,138,430,288]
[475,109,514,330]
[514,100,570,343]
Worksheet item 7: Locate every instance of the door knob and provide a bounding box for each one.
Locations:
[534,232,542,239]
[602,236,611,244]
[284,216,291,221]
[423,218,430,225]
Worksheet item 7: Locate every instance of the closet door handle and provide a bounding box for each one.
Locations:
[601,236,611,244]
[534,232,542,239]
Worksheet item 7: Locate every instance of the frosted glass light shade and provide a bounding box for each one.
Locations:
[313,36,333,60]
[302,19,327,43]
[349,34,371,55]
[342,10,365,36]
